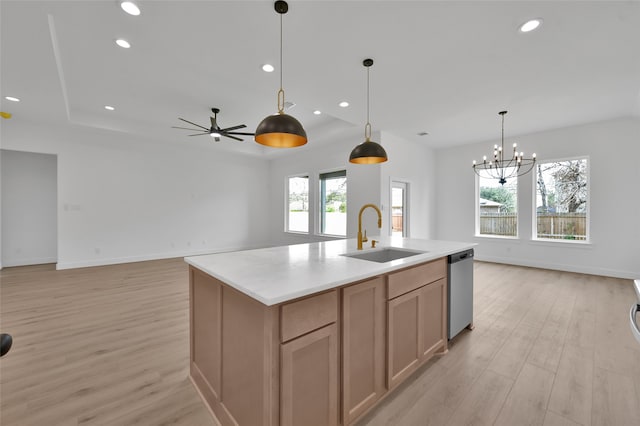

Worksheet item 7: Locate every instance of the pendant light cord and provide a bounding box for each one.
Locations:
[277,13,285,114]
[365,65,371,141]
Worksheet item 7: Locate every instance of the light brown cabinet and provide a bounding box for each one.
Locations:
[189,256,449,426]
[387,259,447,390]
[281,323,339,426]
[341,277,386,424]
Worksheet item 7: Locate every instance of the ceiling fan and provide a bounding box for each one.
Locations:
[172,108,254,141]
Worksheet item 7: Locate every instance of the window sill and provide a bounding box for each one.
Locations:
[529,238,592,248]
[285,230,309,235]
[474,234,520,241]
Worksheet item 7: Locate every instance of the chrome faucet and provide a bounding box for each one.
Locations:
[357,204,382,250]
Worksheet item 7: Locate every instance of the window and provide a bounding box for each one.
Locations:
[391,181,409,237]
[535,158,588,241]
[319,170,346,236]
[477,168,518,237]
[286,175,309,233]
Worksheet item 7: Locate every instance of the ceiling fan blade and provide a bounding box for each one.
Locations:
[220,124,246,132]
[188,132,211,136]
[223,134,244,141]
[172,126,204,131]
[179,118,209,130]
[226,132,255,136]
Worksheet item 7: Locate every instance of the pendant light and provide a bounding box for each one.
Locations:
[255,1,307,148]
[349,58,388,164]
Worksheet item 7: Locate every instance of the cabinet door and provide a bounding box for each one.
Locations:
[281,323,338,426]
[387,288,422,389]
[342,277,386,424]
[421,278,447,358]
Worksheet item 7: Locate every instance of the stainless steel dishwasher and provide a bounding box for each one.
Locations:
[448,249,474,339]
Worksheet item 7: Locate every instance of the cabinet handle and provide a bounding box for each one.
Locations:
[631,303,640,344]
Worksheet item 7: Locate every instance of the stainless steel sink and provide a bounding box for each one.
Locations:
[342,248,427,263]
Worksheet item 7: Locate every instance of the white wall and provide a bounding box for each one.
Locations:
[380,131,437,239]
[267,129,381,246]
[0,117,271,269]
[267,129,437,246]
[435,117,640,279]
[1,150,58,267]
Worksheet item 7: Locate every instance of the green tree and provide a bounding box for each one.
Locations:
[480,187,515,212]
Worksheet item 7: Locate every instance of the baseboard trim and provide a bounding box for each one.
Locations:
[55,245,262,270]
[475,255,638,280]
[1,257,58,268]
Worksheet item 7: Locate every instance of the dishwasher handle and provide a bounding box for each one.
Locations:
[449,249,474,264]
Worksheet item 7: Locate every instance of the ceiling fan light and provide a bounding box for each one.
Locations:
[349,140,388,164]
[210,132,221,138]
[255,113,307,148]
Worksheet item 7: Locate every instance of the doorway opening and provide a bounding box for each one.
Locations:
[391,181,409,237]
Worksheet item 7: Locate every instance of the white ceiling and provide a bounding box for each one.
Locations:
[2,0,639,157]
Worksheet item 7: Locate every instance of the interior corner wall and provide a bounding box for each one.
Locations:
[434,117,640,279]
[267,129,381,246]
[1,150,58,267]
[380,131,436,239]
[0,117,271,269]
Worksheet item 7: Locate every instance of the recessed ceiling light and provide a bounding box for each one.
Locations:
[115,39,131,48]
[519,18,543,33]
[262,64,275,72]
[313,110,322,115]
[5,96,20,102]
[120,1,141,16]
[339,101,349,108]
[104,105,115,111]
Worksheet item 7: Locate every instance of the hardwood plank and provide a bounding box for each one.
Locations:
[444,369,513,426]
[543,410,582,426]
[494,363,555,426]
[547,346,594,425]
[591,367,640,426]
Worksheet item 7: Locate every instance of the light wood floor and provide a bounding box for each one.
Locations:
[1,259,638,425]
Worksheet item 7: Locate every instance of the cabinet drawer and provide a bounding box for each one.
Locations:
[281,290,338,342]
[387,258,446,300]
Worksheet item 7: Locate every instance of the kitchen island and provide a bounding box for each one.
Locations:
[185,237,474,426]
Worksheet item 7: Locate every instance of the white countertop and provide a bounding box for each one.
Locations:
[185,237,475,306]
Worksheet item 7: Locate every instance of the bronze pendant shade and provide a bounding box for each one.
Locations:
[349,58,387,164]
[255,1,307,148]
[255,112,307,148]
[349,139,388,164]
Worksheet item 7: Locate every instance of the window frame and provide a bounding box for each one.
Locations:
[318,169,347,237]
[475,169,519,239]
[531,156,590,244]
[285,173,310,234]
[390,180,410,237]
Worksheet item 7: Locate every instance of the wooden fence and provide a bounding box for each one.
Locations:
[479,213,517,236]
[479,213,587,239]
[536,213,587,240]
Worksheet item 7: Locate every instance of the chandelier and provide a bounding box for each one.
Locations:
[472,110,536,185]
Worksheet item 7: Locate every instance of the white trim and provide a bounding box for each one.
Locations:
[390,179,410,238]
[531,155,590,242]
[475,255,637,280]
[55,245,263,270]
[284,173,310,234]
[1,257,58,268]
